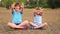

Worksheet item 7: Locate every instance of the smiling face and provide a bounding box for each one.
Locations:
[15,5,20,11]
[36,7,41,12]
[14,3,21,11]
[35,7,42,15]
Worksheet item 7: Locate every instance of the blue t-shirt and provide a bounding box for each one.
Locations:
[12,9,22,24]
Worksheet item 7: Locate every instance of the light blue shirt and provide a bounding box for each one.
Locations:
[34,15,42,26]
[12,9,22,24]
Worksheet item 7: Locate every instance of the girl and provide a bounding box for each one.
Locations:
[29,7,48,29]
[7,3,29,29]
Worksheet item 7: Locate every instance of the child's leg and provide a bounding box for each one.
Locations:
[29,22,38,27]
[17,20,29,28]
[34,22,48,29]
[29,22,47,29]
[7,22,24,28]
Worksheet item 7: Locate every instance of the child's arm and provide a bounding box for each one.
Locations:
[20,3,24,14]
[10,4,15,10]
[21,3,24,11]
[10,4,15,14]
[34,8,43,16]
[39,8,43,16]
[33,9,37,16]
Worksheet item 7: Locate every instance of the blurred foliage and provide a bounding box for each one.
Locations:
[47,0,60,9]
[0,0,26,9]
[0,0,60,9]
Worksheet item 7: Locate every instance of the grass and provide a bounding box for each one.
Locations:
[0,8,60,34]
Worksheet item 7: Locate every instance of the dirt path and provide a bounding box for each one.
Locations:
[0,8,60,34]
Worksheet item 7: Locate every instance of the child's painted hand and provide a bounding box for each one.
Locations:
[20,3,24,9]
[10,4,15,9]
[34,7,43,16]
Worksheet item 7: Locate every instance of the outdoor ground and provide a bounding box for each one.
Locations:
[0,7,60,34]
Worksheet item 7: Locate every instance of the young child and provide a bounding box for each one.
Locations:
[7,3,29,29]
[29,7,48,29]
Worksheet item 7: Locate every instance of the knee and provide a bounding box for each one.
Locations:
[24,20,29,24]
[44,22,48,26]
[7,22,16,28]
[45,23,48,25]
[7,23,10,27]
[7,22,11,26]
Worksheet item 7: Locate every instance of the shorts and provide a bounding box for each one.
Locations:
[12,20,22,25]
[12,22,22,25]
[14,23,21,25]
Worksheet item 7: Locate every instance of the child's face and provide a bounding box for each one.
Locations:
[36,9,41,14]
[36,10,40,12]
[35,7,41,12]
[15,6,20,11]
